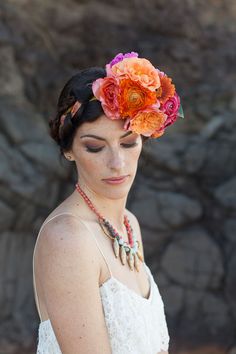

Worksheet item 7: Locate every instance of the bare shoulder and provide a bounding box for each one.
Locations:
[125,208,145,261]
[38,213,90,247]
[36,214,101,282]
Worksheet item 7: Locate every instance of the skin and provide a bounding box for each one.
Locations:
[34,114,168,354]
[65,114,143,235]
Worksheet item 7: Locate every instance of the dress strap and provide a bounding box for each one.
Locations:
[32,212,113,321]
[75,215,113,278]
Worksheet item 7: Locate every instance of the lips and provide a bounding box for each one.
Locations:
[103,175,128,181]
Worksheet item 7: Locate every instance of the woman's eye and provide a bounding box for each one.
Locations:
[85,146,104,153]
[84,141,138,152]
[121,142,138,148]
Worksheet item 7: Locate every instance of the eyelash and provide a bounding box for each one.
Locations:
[85,142,138,153]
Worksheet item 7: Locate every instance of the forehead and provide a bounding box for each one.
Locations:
[77,114,131,138]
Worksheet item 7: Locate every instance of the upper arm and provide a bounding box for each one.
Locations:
[125,209,145,262]
[37,216,112,354]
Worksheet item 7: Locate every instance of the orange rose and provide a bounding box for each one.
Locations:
[118,79,157,118]
[111,58,160,92]
[129,108,166,136]
[92,77,120,119]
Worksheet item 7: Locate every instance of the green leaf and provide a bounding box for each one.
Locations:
[178,104,184,119]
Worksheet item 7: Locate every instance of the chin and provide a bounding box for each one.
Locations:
[100,183,132,200]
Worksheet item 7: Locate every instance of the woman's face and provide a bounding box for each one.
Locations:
[68,114,143,200]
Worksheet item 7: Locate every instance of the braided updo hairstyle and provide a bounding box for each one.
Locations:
[49,67,148,161]
[49,67,106,157]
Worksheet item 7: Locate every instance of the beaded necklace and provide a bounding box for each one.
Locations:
[75,182,143,272]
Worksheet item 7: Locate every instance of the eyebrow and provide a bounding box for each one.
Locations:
[80,131,133,140]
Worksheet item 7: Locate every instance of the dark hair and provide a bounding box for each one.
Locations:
[49,67,148,160]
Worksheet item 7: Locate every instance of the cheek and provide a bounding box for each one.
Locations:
[78,154,102,173]
[132,140,142,158]
[125,144,142,167]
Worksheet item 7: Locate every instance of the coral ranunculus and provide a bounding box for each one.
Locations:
[118,79,157,118]
[159,74,176,104]
[92,77,120,119]
[129,108,166,136]
[111,58,160,92]
[161,92,180,127]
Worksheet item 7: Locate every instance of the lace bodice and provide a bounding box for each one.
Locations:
[33,213,170,354]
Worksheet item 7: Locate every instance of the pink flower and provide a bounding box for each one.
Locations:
[161,92,180,127]
[92,77,120,119]
[123,117,131,131]
[108,52,139,68]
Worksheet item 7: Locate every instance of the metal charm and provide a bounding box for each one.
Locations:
[134,253,140,272]
[128,251,134,271]
[120,245,127,265]
[112,238,120,258]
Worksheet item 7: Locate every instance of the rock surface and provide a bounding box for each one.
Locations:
[0,0,236,353]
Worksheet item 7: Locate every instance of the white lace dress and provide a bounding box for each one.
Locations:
[33,213,170,354]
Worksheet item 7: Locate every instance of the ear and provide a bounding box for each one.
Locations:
[64,152,75,161]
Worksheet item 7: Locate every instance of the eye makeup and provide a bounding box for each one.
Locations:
[84,141,139,153]
[121,141,138,148]
[85,145,104,153]
[83,134,140,153]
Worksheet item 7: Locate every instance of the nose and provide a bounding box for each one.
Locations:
[107,148,125,171]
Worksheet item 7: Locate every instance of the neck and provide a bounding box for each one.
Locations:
[74,179,128,235]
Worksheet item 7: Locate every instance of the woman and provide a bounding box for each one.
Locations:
[33,52,183,354]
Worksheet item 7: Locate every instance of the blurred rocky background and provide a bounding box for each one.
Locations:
[0,0,235,353]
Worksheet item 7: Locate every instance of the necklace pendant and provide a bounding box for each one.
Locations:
[136,249,144,263]
[120,245,127,265]
[128,252,134,271]
[112,238,120,258]
[134,252,140,272]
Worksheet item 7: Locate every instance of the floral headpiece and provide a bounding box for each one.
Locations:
[92,51,184,138]
[60,52,184,138]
